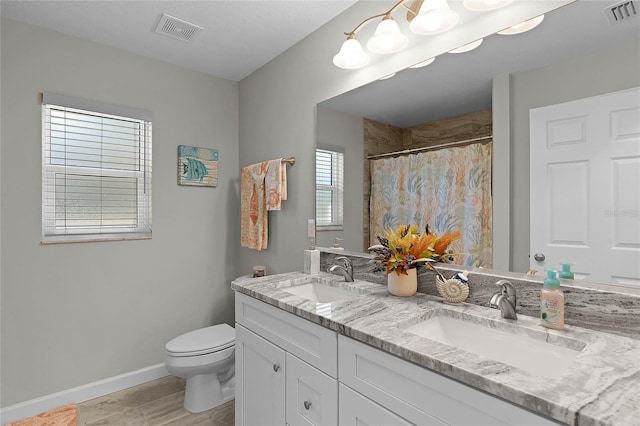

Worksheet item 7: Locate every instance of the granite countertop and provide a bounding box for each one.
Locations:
[231,271,640,426]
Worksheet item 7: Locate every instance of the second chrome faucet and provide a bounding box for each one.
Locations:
[489,279,518,320]
[328,256,354,282]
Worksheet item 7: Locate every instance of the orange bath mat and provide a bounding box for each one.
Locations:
[5,404,77,426]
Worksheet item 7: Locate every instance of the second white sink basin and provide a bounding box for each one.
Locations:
[404,310,586,378]
[282,282,359,303]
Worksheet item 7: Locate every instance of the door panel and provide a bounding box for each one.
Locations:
[236,324,286,426]
[530,87,640,286]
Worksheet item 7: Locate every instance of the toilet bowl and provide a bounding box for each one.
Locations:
[165,324,235,413]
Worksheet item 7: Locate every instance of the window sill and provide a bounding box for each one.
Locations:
[317,225,344,232]
[41,234,152,245]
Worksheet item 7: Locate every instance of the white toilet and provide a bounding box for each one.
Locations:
[165,323,235,413]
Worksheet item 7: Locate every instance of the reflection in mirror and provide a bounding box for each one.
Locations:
[315,1,640,286]
[364,111,494,269]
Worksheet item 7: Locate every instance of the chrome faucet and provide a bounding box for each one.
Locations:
[489,279,518,320]
[328,256,354,282]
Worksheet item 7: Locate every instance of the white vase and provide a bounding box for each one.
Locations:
[387,268,417,297]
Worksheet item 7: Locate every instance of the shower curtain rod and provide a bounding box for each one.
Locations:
[366,135,492,160]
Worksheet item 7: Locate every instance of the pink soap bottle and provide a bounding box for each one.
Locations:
[540,269,564,330]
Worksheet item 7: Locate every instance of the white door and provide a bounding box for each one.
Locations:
[530,87,640,286]
[235,324,286,426]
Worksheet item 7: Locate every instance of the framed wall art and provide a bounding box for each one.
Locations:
[177,145,218,187]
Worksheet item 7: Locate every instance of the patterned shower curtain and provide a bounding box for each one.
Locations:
[369,142,493,268]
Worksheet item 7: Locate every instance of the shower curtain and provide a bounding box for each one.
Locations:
[369,142,493,268]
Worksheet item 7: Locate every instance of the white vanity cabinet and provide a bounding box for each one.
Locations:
[235,292,559,426]
[235,293,338,426]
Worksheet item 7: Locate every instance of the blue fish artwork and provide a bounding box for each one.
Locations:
[177,145,219,187]
[183,157,208,182]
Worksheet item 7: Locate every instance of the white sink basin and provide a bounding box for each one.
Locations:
[404,311,585,378]
[282,282,359,303]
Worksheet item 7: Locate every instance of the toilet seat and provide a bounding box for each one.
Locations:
[166,324,235,357]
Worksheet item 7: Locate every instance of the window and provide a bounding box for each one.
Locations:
[42,93,152,243]
[315,147,344,229]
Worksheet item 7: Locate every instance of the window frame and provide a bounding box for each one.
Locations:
[41,93,152,244]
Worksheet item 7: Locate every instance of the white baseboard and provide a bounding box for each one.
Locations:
[0,363,169,424]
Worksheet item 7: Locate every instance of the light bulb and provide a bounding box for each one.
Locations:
[410,0,459,35]
[367,17,408,54]
[422,13,444,31]
[333,37,370,69]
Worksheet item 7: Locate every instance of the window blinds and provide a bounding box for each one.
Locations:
[315,148,344,228]
[42,93,152,242]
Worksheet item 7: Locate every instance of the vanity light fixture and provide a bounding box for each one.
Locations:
[409,57,436,68]
[334,0,460,69]
[448,38,483,53]
[463,0,512,12]
[498,14,545,35]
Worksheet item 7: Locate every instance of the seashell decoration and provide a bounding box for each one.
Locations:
[436,277,469,304]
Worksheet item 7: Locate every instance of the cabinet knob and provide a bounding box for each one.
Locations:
[272,364,280,372]
[303,401,312,410]
[534,253,545,262]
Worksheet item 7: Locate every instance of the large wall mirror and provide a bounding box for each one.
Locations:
[315,0,640,287]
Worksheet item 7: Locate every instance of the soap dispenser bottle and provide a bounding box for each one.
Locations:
[540,269,564,330]
[333,238,344,250]
[559,262,574,279]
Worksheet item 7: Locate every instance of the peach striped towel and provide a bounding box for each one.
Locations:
[265,158,288,211]
[240,161,268,250]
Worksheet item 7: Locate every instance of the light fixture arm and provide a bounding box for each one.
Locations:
[343,0,414,37]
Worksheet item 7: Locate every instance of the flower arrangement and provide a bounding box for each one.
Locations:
[368,225,461,276]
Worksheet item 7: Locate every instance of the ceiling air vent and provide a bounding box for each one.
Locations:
[604,0,638,24]
[154,13,203,42]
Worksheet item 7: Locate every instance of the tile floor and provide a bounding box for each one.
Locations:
[77,376,234,425]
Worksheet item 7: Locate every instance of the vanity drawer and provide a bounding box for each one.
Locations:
[338,335,558,426]
[339,384,413,426]
[235,292,338,377]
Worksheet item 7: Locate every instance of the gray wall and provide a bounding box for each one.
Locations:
[315,106,363,252]
[0,18,239,406]
[507,41,640,273]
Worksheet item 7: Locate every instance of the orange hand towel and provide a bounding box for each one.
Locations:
[240,162,268,250]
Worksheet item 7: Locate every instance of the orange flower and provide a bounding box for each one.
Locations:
[433,231,461,255]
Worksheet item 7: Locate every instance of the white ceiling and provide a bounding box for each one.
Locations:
[321,0,640,127]
[0,0,358,81]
